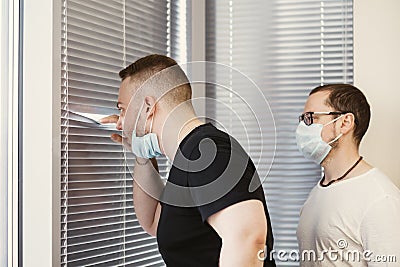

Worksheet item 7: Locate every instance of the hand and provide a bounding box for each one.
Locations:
[99,114,122,144]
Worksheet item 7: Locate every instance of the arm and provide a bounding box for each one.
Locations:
[360,195,400,266]
[100,115,164,236]
[132,157,164,236]
[208,199,268,267]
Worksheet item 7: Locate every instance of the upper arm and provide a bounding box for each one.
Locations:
[207,199,267,243]
[186,134,268,241]
[360,195,400,263]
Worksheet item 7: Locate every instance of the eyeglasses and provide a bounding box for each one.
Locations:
[299,111,350,126]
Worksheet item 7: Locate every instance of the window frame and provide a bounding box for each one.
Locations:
[22,0,62,265]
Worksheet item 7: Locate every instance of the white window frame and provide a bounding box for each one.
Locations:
[189,0,206,118]
[22,0,61,265]
[1,0,22,266]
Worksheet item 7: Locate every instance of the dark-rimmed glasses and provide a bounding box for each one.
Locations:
[299,111,350,126]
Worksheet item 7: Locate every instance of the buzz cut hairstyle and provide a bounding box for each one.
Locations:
[119,54,192,105]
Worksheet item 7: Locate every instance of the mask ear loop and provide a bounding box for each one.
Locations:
[328,133,343,145]
[324,114,344,145]
[323,114,344,126]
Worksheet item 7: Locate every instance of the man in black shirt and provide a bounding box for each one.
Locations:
[101,54,276,267]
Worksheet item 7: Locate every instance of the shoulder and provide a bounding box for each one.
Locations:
[365,168,400,199]
[359,169,400,221]
[185,125,248,160]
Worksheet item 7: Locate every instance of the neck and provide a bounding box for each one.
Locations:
[321,143,361,183]
[157,105,204,161]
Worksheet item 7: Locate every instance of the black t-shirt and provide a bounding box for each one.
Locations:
[157,123,275,266]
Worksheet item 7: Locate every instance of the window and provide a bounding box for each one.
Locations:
[205,0,353,265]
[59,0,353,265]
[61,0,187,265]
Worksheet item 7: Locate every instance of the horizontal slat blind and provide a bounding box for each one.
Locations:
[61,0,185,266]
[205,0,353,266]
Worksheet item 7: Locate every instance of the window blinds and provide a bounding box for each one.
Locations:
[61,0,185,266]
[205,0,353,266]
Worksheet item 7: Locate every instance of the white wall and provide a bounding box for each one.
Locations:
[354,0,400,187]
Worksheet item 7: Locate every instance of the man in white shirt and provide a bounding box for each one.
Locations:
[296,84,400,266]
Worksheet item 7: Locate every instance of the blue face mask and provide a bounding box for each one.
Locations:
[131,102,163,159]
[296,116,343,164]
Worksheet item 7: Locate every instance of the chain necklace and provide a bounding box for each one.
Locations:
[320,156,363,187]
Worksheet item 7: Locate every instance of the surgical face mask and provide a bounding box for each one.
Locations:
[296,115,343,164]
[131,102,163,159]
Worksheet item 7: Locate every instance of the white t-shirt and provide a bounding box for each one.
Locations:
[297,168,400,267]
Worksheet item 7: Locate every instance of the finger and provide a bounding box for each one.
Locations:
[110,133,123,144]
[99,114,119,124]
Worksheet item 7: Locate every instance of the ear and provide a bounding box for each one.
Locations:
[144,95,156,119]
[340,113,355,135]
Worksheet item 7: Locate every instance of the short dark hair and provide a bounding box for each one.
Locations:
[119,54,177,80]
[119,54,191,105]
[310,84,371,146]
